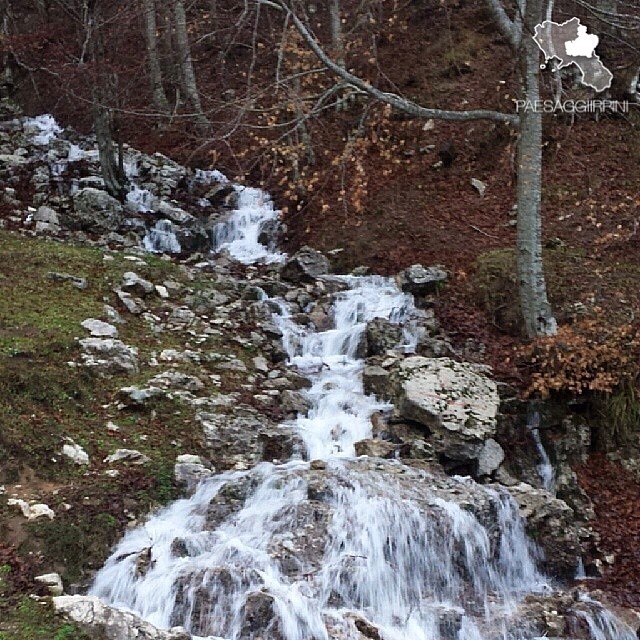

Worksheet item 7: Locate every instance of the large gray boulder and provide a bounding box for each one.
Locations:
[506,482,597,579]
[390,356,499,469]
[280,246,330,283]
[79,338,138,375]
[398,264,447,297]
[53,595,190,640]
[70,188,123,231]
[365,317,403,356]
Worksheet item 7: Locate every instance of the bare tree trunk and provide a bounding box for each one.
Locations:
[171,0,209,129]
[209,0,217,30]
[328,0,345,69]
[516,0,557,337]
[143,0,170,112]
[93,97,126,200]
[328,0,350,111]
[90,15,126,201]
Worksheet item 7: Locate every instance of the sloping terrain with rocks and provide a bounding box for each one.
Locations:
[0,114,637,640]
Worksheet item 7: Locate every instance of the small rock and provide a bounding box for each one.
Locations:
[81,318,118,338]
[47,271,88,290]
[121,272,154,297]
[8,499,55,520]
[117,386,165,408]
[35,572,64,596]
[471,177,487,197]
[62,441,90,466]
[252,356,270,373]
[476,438,505,476]
[34,205,60,225]
[354,439,400,459]
[149,371,204,392]
[174,455,213,486]
[398,264,447,297]
[280,246,330,283]
[155,284,169,299]
[104,449,150,465]
[103,304,125,325]
[79,338,139,375]
[70,188,123,231]
[155,200,194,225]
[280,389,311,416]
[116,290,146,315]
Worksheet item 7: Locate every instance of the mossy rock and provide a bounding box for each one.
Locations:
[471,248,521,335]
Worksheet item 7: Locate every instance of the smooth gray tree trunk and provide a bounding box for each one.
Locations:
[143,0,170,112]
[171,0,209,129]
[93,99,126,200]
[516,0,557,337]
[328,0,350,111]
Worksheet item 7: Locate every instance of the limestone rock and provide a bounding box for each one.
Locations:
[104,449,151,465]
[174,455,213,487]
[35,572,64,596]
[506,482,590,579]
[476,438,505,477]
[117,385,165,408]
[365,318,403,356]
[280,389,311,416]
[280,246,330,283]
[390,356,499,468]
[155,200,195,225]
[53,595,191,640]
[34,205,60,226]
[398,264,447,297]
[363,365,392,400]
[81,318,118,338]
[115,289,146,315]
[149,371,204,392]
[121,272,154,297]
[70,188,123,231]
[354,439,402,459]
[79,338,139,375]
[48,271,88,290]
[62,441,90,466]
[8,499,55,520]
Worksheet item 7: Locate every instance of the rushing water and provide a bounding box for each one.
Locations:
[20,115,634,640]
[526,408,556,494]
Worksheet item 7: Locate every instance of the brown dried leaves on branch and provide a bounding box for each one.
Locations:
[519,320,640,397]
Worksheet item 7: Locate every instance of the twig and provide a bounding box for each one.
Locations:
[470,224,499,239]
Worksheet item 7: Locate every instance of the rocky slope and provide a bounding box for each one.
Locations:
[0,114,637,640]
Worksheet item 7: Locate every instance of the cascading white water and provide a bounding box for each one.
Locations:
[11,109,616,640]
[526,409,555,494]
[143,220,182,254]
[273,276,415,459]
[211,186,284,264]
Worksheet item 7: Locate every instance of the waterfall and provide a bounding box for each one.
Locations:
[526,407,556,494]
[20,127,615,639]
[143,220,182,254]
[211,186,284,264]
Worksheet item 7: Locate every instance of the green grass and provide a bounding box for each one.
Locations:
[0,598,91,640]
[0,229,218,598]
[0,231,179,355]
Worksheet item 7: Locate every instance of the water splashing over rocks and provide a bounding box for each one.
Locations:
[11,114,629,640]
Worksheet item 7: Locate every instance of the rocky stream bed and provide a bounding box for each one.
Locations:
[0,113,638,640]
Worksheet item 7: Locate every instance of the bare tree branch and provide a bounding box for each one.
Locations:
[484,0,521,49]
[260,0,519,126]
